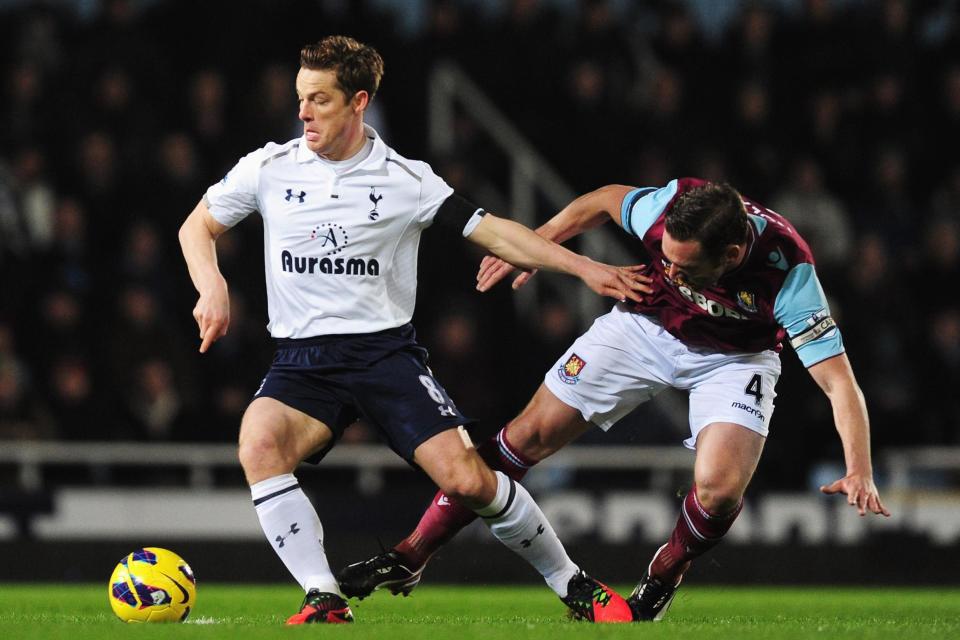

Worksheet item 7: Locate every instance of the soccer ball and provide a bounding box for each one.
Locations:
[108,547,197,623]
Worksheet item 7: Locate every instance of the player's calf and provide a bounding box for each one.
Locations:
[650,484,742,585]
[394,428,538,565]
[339,428,542,599]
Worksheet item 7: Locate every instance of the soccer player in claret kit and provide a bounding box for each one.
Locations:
[338,178,892,621]
[178,36,646,624]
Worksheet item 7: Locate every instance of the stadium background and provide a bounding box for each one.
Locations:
[1,0,958,585]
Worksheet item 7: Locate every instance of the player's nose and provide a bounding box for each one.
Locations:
[298,103,311,122]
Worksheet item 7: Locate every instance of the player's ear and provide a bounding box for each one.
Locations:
[351,90,369,113]
[724,243,745,266]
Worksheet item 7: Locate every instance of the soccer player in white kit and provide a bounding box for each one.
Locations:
[178,36,645,624]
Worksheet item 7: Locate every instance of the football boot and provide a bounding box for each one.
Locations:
[336,550,423,600]
[627,571,678,621]
[285,589,354,624]
[560,571,633,623]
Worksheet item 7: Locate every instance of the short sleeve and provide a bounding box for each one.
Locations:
[620,179,679,239]
[774,263,845,367]
[415,162,455,227]
[203,149,263,228]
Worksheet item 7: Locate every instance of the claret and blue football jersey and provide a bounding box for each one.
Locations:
[620,178,844,367]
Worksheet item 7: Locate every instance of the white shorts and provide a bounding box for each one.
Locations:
[543,304,781,449]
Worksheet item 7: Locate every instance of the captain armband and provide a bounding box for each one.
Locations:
[789,316,837,350]
[436,193,486,236]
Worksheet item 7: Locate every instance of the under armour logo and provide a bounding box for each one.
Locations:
[520,524,545,548]
[369,187,383,220]
[285,189,306,203]
[438,404,457,417]
[275,522,300,548]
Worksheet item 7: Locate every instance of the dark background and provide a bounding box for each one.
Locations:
[1,0,959,582]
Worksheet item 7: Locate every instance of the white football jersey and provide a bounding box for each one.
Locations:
[204,125,454,338]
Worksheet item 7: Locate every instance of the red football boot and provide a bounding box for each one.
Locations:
[285,589,354,624]
[560,571,633,623]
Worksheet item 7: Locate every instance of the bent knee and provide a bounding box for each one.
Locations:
[694,478,745,514]
[238,421,302,483]
[238,429,282,465]
[237,430,290,478]
[237,399,333,483]
[437,467,493,506]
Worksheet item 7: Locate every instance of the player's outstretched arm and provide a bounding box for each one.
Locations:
[178,199,231,353]
[807,354,891,517]
[476,185,637,292]
[466,213,650,303]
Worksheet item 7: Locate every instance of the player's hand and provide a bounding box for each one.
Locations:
[820,473,891,517]
[579,259,651,304]
[476,254,536,292]
[192,278,230,353]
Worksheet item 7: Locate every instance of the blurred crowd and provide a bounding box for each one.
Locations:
[1,0,959,489]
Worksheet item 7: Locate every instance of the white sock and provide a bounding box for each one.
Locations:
[475,471,580,597]
[250,473,341,596]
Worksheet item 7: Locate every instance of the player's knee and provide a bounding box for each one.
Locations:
[695,477,744,514]
[238,427,291,481]
[437,466,493,508]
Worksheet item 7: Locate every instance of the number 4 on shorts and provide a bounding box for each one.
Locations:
[744,373,763,405]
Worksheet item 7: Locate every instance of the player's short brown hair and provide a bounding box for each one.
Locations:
[665,183,750,263]
[300,36,384,101]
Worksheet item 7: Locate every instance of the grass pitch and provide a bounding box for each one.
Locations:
[1,583,958,639]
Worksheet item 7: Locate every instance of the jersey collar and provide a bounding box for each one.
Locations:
[295,124,387,173]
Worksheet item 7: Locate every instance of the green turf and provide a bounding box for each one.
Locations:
[1,583,958,639]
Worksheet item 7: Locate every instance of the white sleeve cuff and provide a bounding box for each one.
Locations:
[461,210,485,238]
